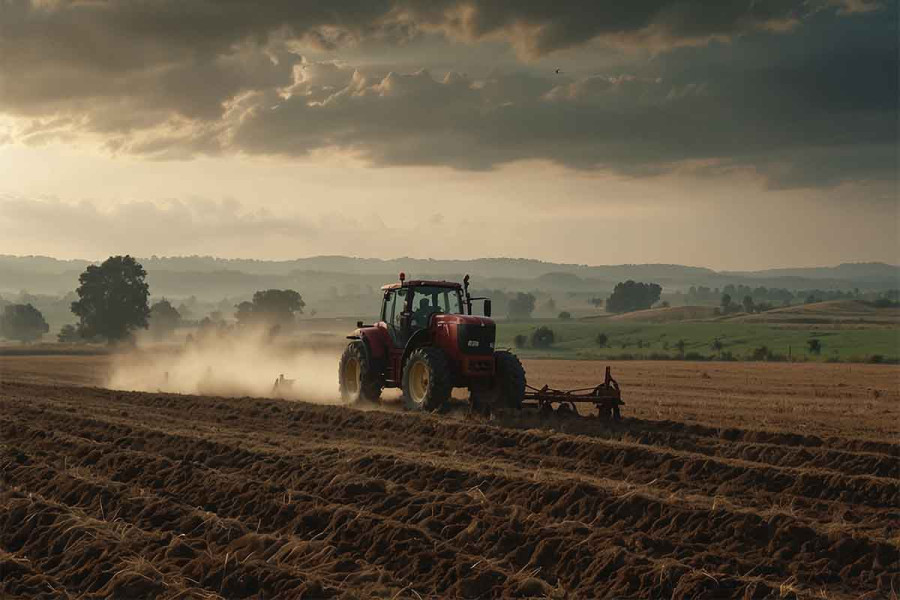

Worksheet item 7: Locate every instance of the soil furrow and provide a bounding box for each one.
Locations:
[3,404,896,597]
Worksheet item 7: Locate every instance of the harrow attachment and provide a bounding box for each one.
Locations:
[523,366,623,420]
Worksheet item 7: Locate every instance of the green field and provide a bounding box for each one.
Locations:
[497,319,900,363]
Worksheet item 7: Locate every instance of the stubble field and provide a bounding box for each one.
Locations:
[0,354,897,598]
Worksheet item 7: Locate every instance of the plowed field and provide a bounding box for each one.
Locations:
[1,359,898,598]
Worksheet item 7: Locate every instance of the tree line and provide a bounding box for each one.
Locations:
[1,256,306,343]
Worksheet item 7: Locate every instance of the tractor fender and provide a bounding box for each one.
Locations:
[348,332,388,380]
[400,329,432,372]
[355,326,390,359]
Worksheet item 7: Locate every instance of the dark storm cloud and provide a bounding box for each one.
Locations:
[230,11,898,188]
[0,0,895,188]
[401,0,879,56]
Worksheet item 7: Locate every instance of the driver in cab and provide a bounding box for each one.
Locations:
[412,297,436,329]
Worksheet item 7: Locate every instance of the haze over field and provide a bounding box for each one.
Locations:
[1,6,899,597]
[0,1,897,270]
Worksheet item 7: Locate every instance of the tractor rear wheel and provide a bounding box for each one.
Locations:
[338,342,382,405]
[492,351,526,411]
[402,346,452,412]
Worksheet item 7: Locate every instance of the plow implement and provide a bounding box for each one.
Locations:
[523,366,623,420]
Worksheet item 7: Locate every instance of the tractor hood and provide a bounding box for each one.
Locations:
[434,314,494,327]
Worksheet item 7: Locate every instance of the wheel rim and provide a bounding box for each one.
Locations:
[342,357,360,397]
[408,361,429,405]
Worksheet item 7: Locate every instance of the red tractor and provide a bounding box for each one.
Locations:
[338,273,524,412]
[338,273,624,419]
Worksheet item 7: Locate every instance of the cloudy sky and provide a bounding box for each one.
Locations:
[0,0,896,270]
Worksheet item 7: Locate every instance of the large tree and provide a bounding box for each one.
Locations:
[71,255,150,341]
[235,289,304,327]
[0,303,49,342]
[606,281,662,313]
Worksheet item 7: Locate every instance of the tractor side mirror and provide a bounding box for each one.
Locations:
[483,299,492,317]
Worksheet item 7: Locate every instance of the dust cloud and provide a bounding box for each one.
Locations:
[106,327,343,403]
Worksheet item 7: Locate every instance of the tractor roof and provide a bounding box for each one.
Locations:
[381,280,462,291]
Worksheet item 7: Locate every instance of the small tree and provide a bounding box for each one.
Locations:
[507,292,536,320]
[606,281,662,314]
[0,304,49,342]
[675,339,686,357]
[71,255,150,342]
[595,332,608,347]
[558,311,572,320]
[235,289,304,327]
[742,295,754,314]
[543,297,557,314]
[531,326,555,348]
[710,338,723,357]
[807,338,822,355]
[589,297,604,309]
[513,334,527,348]
[57,324,83,343]
[149,299,181,340]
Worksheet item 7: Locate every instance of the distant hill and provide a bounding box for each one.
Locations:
[729,299,900,325]
[0,254,896,304]
[607,306,720,323]
[724,262,900,285]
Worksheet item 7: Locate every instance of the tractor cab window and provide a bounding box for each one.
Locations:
[381,290,395,323]
[383,288,409,346]
[410,286,463,329]
[392,288,408,331]
[382,289,408,326]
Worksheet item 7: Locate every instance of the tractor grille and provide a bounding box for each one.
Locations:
[466,358,493,373]
[457,323,495,355]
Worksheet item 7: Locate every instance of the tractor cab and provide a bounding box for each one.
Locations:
[380,274,479,346]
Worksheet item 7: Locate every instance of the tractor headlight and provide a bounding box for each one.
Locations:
[467,340,480,347]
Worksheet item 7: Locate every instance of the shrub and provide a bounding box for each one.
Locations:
[57,324,83,343]
[558,311,572,320]
[750,346,771,361]
[807,338,822,355]
[531,326,555,348]
[595,333,608,347]
[872,298,900,308]
[513,334,527,348]
[869,354,884,364]
[684,351,707,361]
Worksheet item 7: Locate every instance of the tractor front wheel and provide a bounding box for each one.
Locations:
[338,342,383,405]
[402,346,452,412]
